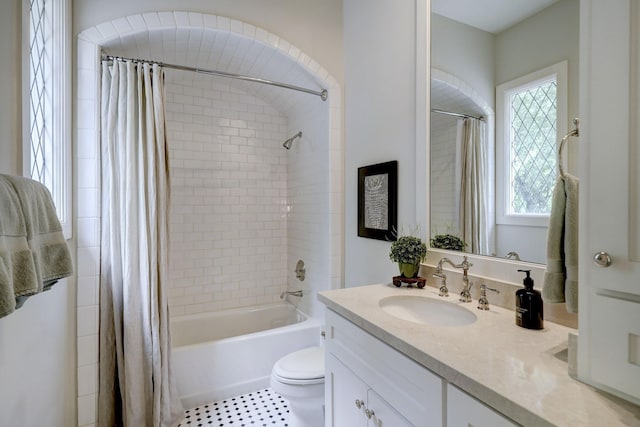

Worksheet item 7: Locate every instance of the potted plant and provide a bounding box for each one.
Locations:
[389,235,427,278]
[430,234,467,252]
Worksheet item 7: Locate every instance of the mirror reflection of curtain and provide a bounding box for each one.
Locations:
[458,118,490,254]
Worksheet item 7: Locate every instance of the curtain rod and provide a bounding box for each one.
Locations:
[102,53,328,102]
[431,108,484,121]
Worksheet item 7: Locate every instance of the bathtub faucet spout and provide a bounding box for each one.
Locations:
[280,290,304,299]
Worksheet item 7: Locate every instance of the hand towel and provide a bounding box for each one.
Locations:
[0,177,40,318]
[543,174,579,313]
[0,174,73,318]
[563,174,579,313]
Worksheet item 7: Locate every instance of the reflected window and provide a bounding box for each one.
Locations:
[496,61,567,227]
[509,78,557,214]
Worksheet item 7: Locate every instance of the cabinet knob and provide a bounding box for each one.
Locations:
[365,408,375,419]
[593,251,612,268]
[355,399,365,409]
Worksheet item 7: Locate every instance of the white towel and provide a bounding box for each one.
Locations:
[543,174,579,313]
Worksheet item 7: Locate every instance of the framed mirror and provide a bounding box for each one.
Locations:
[429,0,579,264]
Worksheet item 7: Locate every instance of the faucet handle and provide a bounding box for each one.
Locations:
[459,281,474,302]
[432,272,449,297]
[477,284,499,310]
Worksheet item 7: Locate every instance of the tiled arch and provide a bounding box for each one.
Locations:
[431,68,494,119]
[75,12,343,426]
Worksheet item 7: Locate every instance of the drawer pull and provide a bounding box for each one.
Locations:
[355,399,365,409]
[365,408,375,419]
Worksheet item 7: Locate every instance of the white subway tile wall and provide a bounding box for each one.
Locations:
[286,95,331,319]
[430,114,460,236]
[165,73,290,316]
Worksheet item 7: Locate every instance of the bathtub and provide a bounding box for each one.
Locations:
[171,302,322,408]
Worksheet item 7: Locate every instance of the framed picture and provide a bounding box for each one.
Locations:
[357,160,398,241]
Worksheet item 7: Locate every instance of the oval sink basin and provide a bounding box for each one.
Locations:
[379,295,477,327]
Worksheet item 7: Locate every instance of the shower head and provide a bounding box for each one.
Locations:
[283,131,302,150]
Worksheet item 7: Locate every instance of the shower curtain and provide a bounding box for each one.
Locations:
[99,60,183,427]
[458,118,490,255]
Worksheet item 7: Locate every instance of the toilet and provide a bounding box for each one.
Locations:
[270,346,325,427]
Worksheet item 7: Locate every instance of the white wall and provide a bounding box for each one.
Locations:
[343,0,427,286]
[0,285,76,427]
[431,14,495,108]
[0,2,77,426]
[494,0,579,263]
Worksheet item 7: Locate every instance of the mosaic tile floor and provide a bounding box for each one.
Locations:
[178,388,290,427]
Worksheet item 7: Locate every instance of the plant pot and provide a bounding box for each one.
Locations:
[398,262,420,278]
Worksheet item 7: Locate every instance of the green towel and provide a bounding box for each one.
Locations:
[0,177,39,318]
[0,174,73,318]
[543,174,579,313]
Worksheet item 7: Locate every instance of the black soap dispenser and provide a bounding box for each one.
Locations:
[515,269,543,330]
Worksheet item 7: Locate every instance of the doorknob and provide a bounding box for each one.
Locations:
[593,251,612,267]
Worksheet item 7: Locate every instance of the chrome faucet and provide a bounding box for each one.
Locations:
[280,290,303,299]
[435,256,474,302]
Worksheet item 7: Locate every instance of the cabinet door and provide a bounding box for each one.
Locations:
[326,354,368,427]
[579,0,640,404]
[367,389,413,427]
[581,0,640,298]
[447,384,517,427]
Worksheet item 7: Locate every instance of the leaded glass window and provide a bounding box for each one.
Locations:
[508,78,557,215]
[496,61,567,228]
[28,0,52,187]
[23,0,71,237]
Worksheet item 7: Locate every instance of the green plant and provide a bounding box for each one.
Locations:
[389,235,427,264]
[430,234,467,251]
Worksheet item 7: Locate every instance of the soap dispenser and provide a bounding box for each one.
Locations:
[515,269,543,330]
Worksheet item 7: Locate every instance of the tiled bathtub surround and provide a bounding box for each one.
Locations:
[166,74,290,315]
[76,11,343,426]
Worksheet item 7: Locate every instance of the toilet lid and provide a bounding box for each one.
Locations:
[273,346,325,381]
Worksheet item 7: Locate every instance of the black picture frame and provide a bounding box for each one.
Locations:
[357,161,398,241]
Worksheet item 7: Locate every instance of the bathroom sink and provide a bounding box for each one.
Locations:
[379,295,477,327]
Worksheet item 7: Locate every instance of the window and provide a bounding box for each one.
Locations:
[496,61,567,227]
[22,0,71,237]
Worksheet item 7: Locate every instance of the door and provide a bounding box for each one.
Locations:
[579,0,640,403]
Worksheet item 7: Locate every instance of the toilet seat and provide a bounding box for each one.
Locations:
[272,346,324,385]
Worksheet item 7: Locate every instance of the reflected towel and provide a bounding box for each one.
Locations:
[543,174,579,313]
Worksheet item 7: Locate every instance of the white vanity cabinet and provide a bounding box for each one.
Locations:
[324,308,443,426]
[446,384,518,427]
[324,308,521,427]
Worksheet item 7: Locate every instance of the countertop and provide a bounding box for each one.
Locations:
[318,284,640,427]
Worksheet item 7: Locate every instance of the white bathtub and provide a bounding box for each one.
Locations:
[171,302,322,408]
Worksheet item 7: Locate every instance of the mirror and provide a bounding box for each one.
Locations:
[429,0,579,264]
